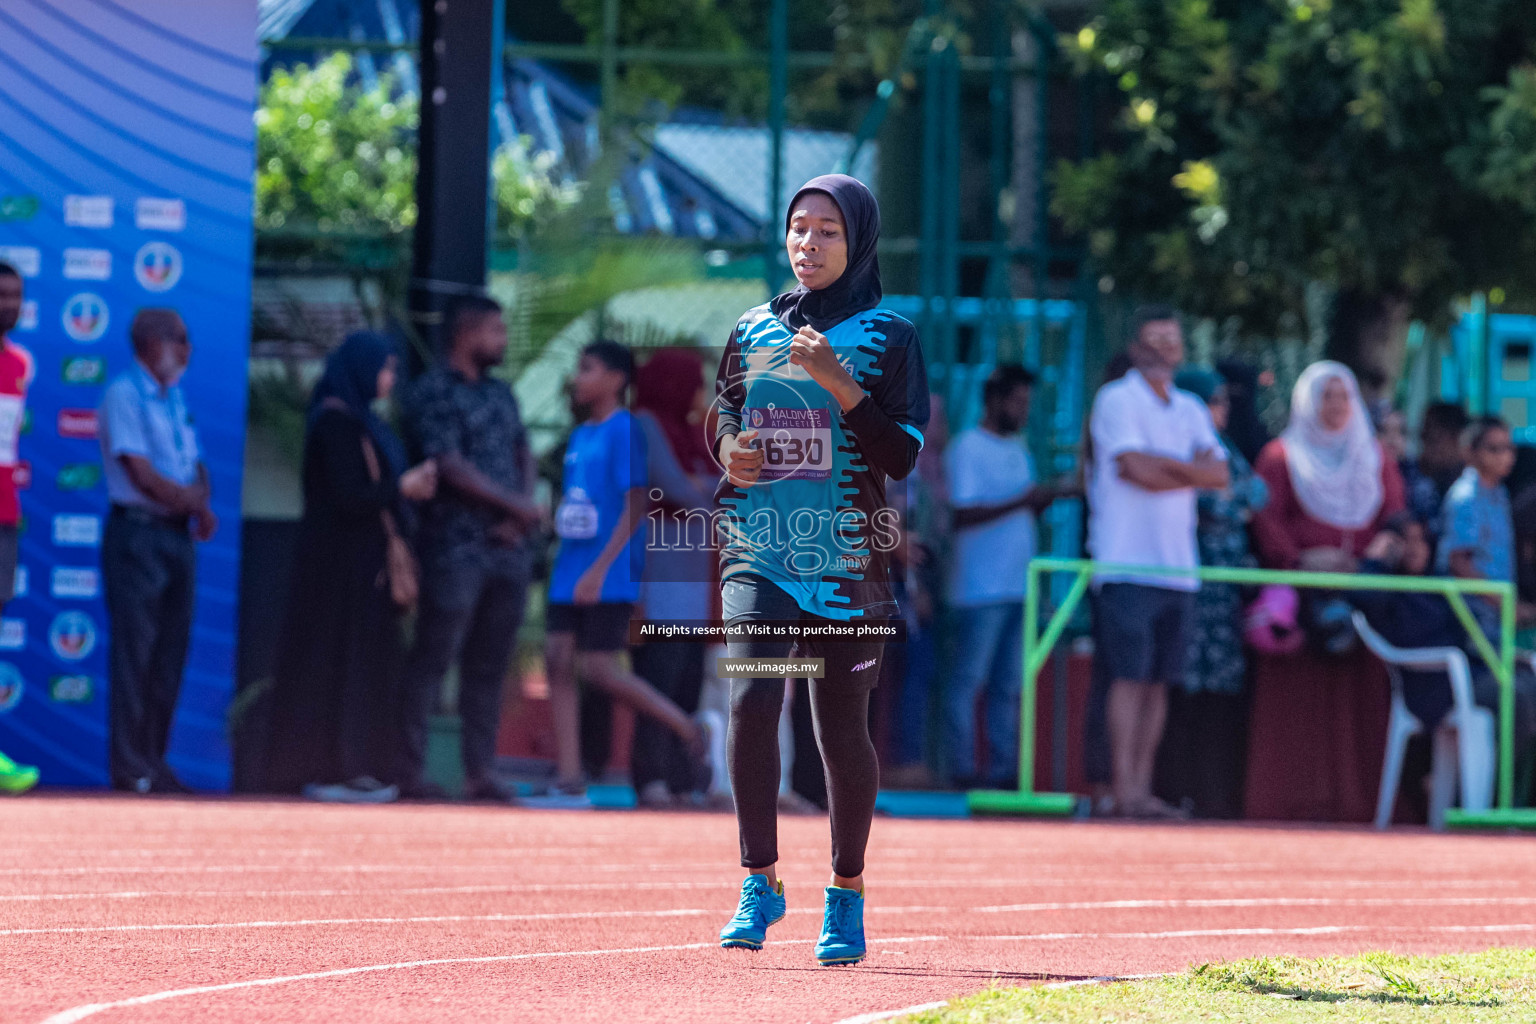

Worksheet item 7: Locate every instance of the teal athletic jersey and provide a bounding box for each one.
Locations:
[714,304,929,620]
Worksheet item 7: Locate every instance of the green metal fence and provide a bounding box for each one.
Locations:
[970,557,1536,830]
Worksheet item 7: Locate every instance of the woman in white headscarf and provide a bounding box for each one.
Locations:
[1244,360,1407,824]
[1251,361,1405,573]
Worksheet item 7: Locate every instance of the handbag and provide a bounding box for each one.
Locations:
[359,431,419,611]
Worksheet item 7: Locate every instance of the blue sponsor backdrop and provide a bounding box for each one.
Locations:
[0,0,255,788]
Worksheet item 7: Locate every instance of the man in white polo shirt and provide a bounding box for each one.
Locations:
[1089,305,1227,817]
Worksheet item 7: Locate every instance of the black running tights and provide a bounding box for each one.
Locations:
[728,672,880,878]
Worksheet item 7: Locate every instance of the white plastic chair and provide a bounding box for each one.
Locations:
[1352,611,1496,830]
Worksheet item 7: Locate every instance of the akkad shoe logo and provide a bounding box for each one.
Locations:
[0,662,22,713]
[49,611,96,661]
[134,241,182,292]
[62,293,109,342]
[11,461,29,490]
[57,409,99,440]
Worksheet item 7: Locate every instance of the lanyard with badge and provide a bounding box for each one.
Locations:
[142,371,194,480]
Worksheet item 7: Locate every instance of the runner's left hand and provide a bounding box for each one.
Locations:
[789,327,864,411]
[573,565,605,605]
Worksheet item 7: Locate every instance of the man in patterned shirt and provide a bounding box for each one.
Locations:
[398,296,540,802]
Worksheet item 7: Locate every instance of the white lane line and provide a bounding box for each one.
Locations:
[4,876,1522,904]
[827,973,1172,1024]
[0,908,713,938]
[12,894,1535,937]
[828,1000,947,1024]
[973,896,1536,913]
[989,923,1536,941]
[0,882,740,903]
[33,935,949,1024]
[0,863,724,878]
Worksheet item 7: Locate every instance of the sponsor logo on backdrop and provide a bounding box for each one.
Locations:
[50,674,92,703]
[56,463,102,490]
[12,462,29,490]
[13,565,27,598]
[135,198,185,232]
[134,241,181,292]
[51,567,99,600]
[19,409,29,435]
[61,356,106,386]
[52,514,101,547]
[57,409,98,440]
[0,195,38,222]
[0,246,40,278]
[49,611,95,661]
[63,248,112,281]
[62,293,109,342]
[17,300,37,331]
[0,619,24,651]
[64,195,114,228]
[0,662,21,712]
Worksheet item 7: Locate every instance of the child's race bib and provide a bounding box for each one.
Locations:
[555,488,599,540]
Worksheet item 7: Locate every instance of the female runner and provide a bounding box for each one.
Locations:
[713,174,928,965]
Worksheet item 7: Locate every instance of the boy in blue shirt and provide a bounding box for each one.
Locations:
[545,341,707,797]
[1438,415,1530,636]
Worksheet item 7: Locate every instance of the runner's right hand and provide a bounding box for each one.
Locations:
[721,429,764,488]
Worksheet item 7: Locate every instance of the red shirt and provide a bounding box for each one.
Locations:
[0,339,35,526]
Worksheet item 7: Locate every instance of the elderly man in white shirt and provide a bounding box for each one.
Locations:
[1088,305,1228,818]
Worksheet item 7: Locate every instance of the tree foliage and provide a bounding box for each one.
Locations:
[256,53,418,240]
[255,53,579,259]
[557,0,1002,124]
[1054,0,1536,352]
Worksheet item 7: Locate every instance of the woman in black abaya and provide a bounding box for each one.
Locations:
[265,332,438,801]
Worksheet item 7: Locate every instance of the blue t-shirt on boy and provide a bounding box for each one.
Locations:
[549,408,647,604]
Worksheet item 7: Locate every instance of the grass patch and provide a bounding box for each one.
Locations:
[901,948,1536,1023]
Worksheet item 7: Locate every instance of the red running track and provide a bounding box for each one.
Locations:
[3,795,1534,1024]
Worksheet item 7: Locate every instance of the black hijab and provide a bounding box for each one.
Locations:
[769,174,882,332]
[1215,357,1271,464]
[309,331,407,476]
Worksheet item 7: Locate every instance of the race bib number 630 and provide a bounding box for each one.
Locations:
[748,407,831,481]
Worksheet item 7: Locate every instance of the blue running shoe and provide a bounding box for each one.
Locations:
[719,875,786,950]
[816,886,866,965]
